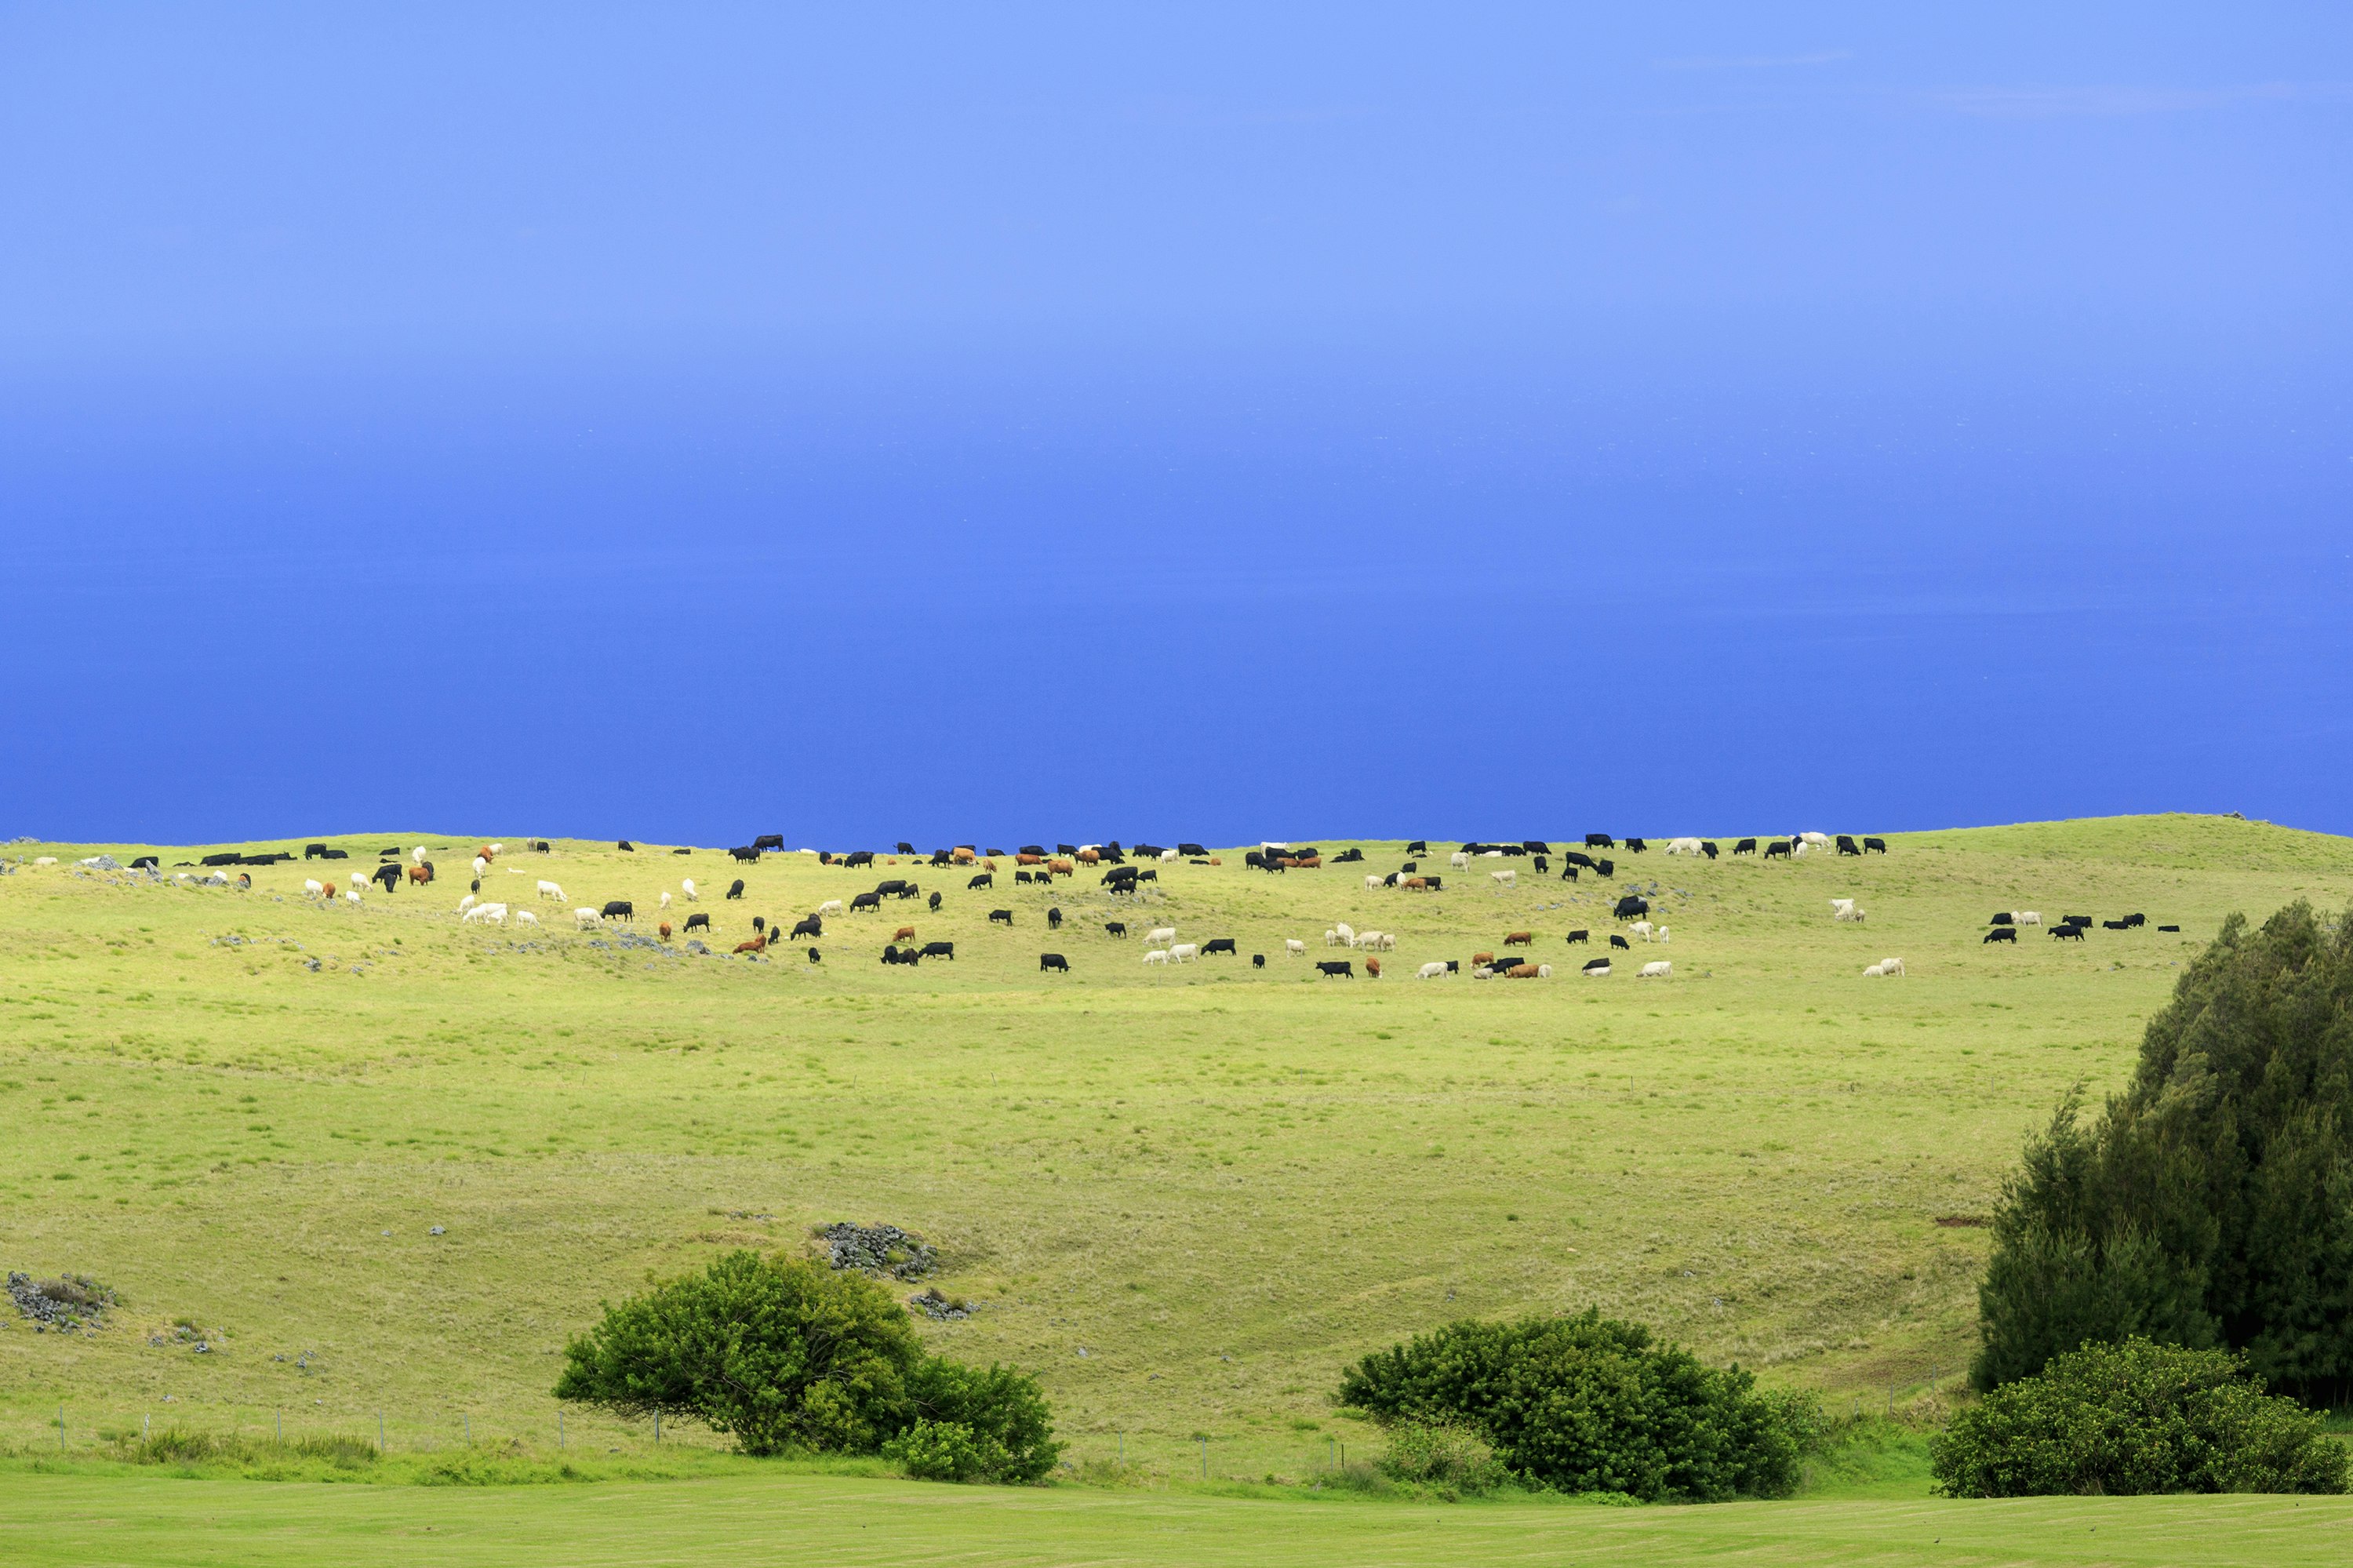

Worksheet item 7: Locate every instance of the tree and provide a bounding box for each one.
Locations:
[1973,904,2353,1403]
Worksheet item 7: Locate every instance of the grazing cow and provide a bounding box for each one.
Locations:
[1449,851,1471,869]
[966,871,995,890]
[1047,907,1063,930]
[660,891,673,911]
[1609,934,1630,951]
[1402,876,1431,891]
[1700,842,1718,859]
[1507,962,1542,978]
[1281,938,1306,957]
[952,847,978,865]
[343,889,362,904]
[844,851,875,869]
[304,842,329,859]
[1863,836,1889,853]
[807,947,822,962]
[1417,962,1449,979]
[2062,915,2091,928]
[348,871,368,890]
[1733,838,1758,856]
[1831,900,1866,922]
[1105,922,1128,938]
[1764,840,1791,860]
[1471,951,1495,969]
[1989,911,2014,926]
[2053,925,2086,941]
[1504,931,1533,947]
[685,912,711,933]
[922,941,955,960]
[896,842,917,856]
[303,878,326,897]
[599,900,634,922]
[1984,926,2017,944]
[1252,953,1266,967]
[1365,957,1382,978]
[1202,938,1237,955]
[791,915,822,940]
[574,907,601,930]
[1017,853,1044,867]
[893,925,918,942]
[725,879,745,900]
[1490,868,1516,886]
[1582,959,1611,976]
[1104,867,1139,889]
[813,898,843,919]
[1040,952,1069,972]
[373,864,402,893]
[681,879,698,901]
[754,835,784,852]
[1624,839,1647,853]
[659,921,672,939]
[1142,949,1169,966]
[733,933,767,955]
[1179,842,1208,857]
[875,879,910,898]
[1169,943,1199,963]
[1145,926,1176,946]
[928,891,943,911]
[2120,913,2147,929]
[1565,930,1589,944]
[1876,957,1906,976]
[881,945,919,966]
[850,892,882,913]
[1048,859,1073,877]
[471,856,489,882]
[729,846,759,864]
[1638,961,1671,979]
[2015,911,2042,926]
[1406,840,1430,856]
[1836,835,1861,856]
[1366,874,1384,889]
[1077,848,1100,864]
[989,908,1013,925]
[1664,837,1701,856]
[1316,960,1354,979]
[1559,866,1580,882]
[538,879,565,901]
[1630,921,1654,940]
[1586,834,1615,848]
[1594,859,1613,877]
[1613,896,1649,920]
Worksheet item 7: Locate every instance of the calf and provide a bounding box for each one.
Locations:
[989,908,1013,925]
[1047,907,1063,930]
[807,947,822,962]
[1315,960,1354,978]
[1365,956,1382,977]
[726,879,746,900]
[1039,952,1069,972]
[1252,954,1266,967]
[1105,922,1128,937]
[893,925,918,942]
[733,933,767,955]
[1609,934,1630,950]
[1565,930,1589,944]
[659,921,672,940]
[927,891,943,912]
[685,912,711,934]
[922,941,955,960]
[1202,937,1237,955]
[601,900,634,922]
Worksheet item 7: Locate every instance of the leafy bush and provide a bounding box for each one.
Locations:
[1973,905,2353,1402]
[556,1249,1058,1480]
[1934,1338,2348,1497]
[1377,1421,1511,1494]
[1336,1308,1816,1501]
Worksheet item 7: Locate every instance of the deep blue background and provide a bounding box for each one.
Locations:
[2,6,2347,847]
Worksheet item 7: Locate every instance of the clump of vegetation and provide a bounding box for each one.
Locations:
[555,1250,1058,1481]
[816,1222,935,1280]
[1336,1308,1817,1501]
[118,1428,378,1471]
[1973,904,2353,1402]
[1375,1420,1511,1495]
[1934,1338,2348,1497]
[6,1270,118,1329]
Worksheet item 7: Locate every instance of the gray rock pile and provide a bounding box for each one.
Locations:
[907,1286,977,1321]
[8,1270,116,1330]
[817,1222,936,1279]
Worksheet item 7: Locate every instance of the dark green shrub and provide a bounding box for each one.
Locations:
[555,1250,1059,1479]
[1377,1421,1511,1494]
[1336,1308,1815,1501]
[1973,905,2353,1402]
[1934,1338,2348,1497]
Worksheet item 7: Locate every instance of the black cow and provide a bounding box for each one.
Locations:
[2158,924,2180,933]
[1984,927,2017,944]
[1179,842,1207,857]
[850,892,882,912]
[1047,907,1063,930]
[1252,954,1266,967]
[1565,851,1593,870]
[896,841,916,855]
[1056,843,1078,855]
[1565,930,1589,944]
[1039,952,1069,972]
[1989,912,2014,926]
[989,908,1013,925]
[876,879,910,898]
[242,852,293,864]
[1019,845,1046,857]
[2102,919,2129,931]
[1316,960,1354,978]
[1733,839,1757,855]
[1400,860,1418,873]
[1700,842,1718,859]
[1533,857,1549,874]
[1133,844,1166,860]
[1103,868,1138,888]
[2053,925,2086,941]
[532,840,552,853]
[726,879,746,900]
[754,835,784,852]
[685,913,711,933]
[896,882,921,900]
[1202,938,1237,956]
[1625,838,1647,853]
[318,849,347,860]
[929,849,955,866]
[1585,833,1615,848]
[601,900,634,922]
[1333,848,1364,864]
[673,847,691,855]
[1863,837,1887,853]
[753,916,767,933]
[844,851,875,869]
[1764,840,1791,859]
[304,842,329,859]
[806,947,821,962]
[1521,840,1549,855]
[1445,959,1460,973]
[470,878,482,893]
[2062,915,2092,928]
[922,941,955,960]
[379,846,402,857]
[1613,896,1649,920]
[618,840,635,852]
[1105,922,1127,937]
[1836,835,1860,856]
[130,854,159,871]
[2120,913,2147,929]
[1422,875,1442,890]
[1609,934,1630,951]
[969,873,993,890]
[373,864,402,893]
[1135,868,1158,883]
[1594,859,1613,878]
[729,846,760,863]
[1015,871,1034,885]
[928,892,942,911]
[882,945,918,966]
[1407,840,1429,855]
[1582,957,1611,973]
[791,915,822,940]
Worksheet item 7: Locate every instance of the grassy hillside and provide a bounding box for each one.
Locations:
[1,813,2347,1483]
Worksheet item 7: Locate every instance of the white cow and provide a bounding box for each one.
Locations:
[458,893,478,914]
[1630,921,1654,941]
[1639,960,1672,979]
[1534,964,1552,977]
[349,872,368,889]
[1334,922,1355,946]
[1161,848,1180,861]
[2015,911,2042,926]
[1417,962,1449,979]
[818,900,845,919]
[412,845,427,866]
[1449,851,1471,869]
[1583,962,1612,978]
[1656,926,1670,944]
[1286,940,1307,956]
[343,889,362,905]
[1799,831,1831,847]
[1830,897,1855,915]
[515,909,538,928]
[1324,928,1340,946]
[574,908,602,930]
[472,856,489,880]
[1835,903,1867,923]
[1471,965,1496,979]
[1664,837,1704,855]
[1142,948,1169,966]
[1369,931,1396,951]
[539,880,564,900]
[303,879,325,897]
[682,879,697,901]
[659,891,672,910]
[1365,875,1384,889]
[1865,955,1906,977]
[1490,868,1516,887]
[1480,849,1504,858]
[1168,942,1198,963]
[1145,926,1176,947]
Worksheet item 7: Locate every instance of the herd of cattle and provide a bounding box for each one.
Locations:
[119,830,2180,984]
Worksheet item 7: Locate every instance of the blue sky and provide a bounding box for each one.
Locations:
[3,5,2348,846]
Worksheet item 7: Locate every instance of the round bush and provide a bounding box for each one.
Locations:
[1933,1338,2348,1497]
[1336,1308,1815,1501]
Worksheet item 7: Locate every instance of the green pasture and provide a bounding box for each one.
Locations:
[0,814,2348,1513]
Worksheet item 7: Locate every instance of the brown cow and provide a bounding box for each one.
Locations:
[1366,956,1382,978]
[406,864,433,886]
[1279,854,1322,869]
[952,847,976,864]
[893,925,917,942]
[1016,853,1043,866]
[1504,931,1533,946]
[659,921,672,940]
[1471,951,1495,968]
[733,933,767,955]
[1077,848,1100,864]
[1507,962,1540,979]
[477,845,495,864]
[1402,876,1430,890]
[1048,859,1073,876]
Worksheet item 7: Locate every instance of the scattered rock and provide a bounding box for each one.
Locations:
[817,1221,936,1279]
[428,1225,446,1236]
[8,1270,116,1329]
[78,854,122,870]
[908,1286,976,1321]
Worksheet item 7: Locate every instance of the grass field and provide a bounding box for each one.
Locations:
[2,813,2349,1559]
